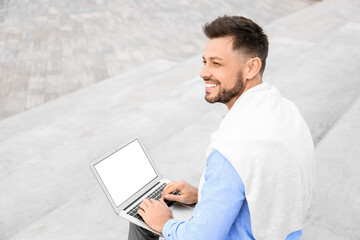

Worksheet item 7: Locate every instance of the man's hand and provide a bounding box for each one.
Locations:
[162,180,198,205]
[137,198,173,233]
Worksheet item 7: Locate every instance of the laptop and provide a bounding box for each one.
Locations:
[89,136,194,235]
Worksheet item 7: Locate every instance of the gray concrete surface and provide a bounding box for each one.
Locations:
[0,0,317,120]
[1,0,360,239]
[302,97,360,239]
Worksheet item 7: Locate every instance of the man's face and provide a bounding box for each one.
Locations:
[200,36,246,109]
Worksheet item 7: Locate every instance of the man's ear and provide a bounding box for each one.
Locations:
[245,57,262,80]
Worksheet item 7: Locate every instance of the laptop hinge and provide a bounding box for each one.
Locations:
[123,182,160,211]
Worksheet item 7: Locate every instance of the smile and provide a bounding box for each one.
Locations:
[205,83,219,88]
[205,82,220,93]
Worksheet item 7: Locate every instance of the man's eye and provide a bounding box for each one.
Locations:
[202,61,206,65]
[214,62,220,66]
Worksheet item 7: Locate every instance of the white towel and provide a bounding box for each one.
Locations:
[206,82,315,239]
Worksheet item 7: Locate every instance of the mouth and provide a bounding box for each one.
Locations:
[205,81,220,92]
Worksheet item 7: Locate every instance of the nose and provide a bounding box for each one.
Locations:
[200,63,210,79]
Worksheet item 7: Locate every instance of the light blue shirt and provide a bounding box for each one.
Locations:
[162,150,303,240]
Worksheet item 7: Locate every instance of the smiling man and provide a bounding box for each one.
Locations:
[202,36,259,109]
[129,16,315,240]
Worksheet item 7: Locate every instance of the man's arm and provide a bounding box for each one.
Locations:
[161,150,246,240]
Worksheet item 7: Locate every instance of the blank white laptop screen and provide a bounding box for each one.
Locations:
[94,139,158,207]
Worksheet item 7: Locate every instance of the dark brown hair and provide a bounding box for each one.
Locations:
[203,15,269,75]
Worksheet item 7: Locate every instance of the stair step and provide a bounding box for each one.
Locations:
[267,22,360,145]
[302,97,360,240]
[0,58,175,142]
[0,55,204,178]
[4,109,223,240]
[265,0,360,43]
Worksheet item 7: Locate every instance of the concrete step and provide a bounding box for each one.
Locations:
[5,109,223,240]
[265,0,360,43]
[0,58,175,142]
[302,97,360,240]
[0,55,207,178]
[267,22,360,145]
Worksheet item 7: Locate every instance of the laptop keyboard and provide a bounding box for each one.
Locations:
[126,183,180,221]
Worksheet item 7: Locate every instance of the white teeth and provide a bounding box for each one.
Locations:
[206,83,218,87]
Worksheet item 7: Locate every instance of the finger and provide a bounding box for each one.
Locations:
[139,199,149,209]
[162,183,175,197]
[164,193,182,202]
[159,198,168,205]
[163,181,181,192]
[162,184,180,199]
[137,208,145,216]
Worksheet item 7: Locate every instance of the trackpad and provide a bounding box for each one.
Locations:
[171,202,194,221]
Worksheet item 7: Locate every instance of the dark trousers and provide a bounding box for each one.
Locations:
[128,222,160,240]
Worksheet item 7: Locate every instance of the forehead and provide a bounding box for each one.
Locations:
[203,36,241,61]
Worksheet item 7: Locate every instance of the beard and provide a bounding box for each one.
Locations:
[205,71,245,104]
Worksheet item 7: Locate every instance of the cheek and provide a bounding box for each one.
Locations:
[211,64,242,87]
[217,71,238,88]
[226,67,243,86]
[212,69,227,83]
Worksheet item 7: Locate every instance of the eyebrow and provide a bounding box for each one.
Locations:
[202,56,224,61]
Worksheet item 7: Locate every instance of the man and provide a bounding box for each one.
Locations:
[129,15,314,240]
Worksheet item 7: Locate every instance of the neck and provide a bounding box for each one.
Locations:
[225,76,263,110]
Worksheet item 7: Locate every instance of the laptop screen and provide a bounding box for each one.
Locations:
[94,139,158,207]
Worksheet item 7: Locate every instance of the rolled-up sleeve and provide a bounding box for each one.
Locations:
[162,150,246,240]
